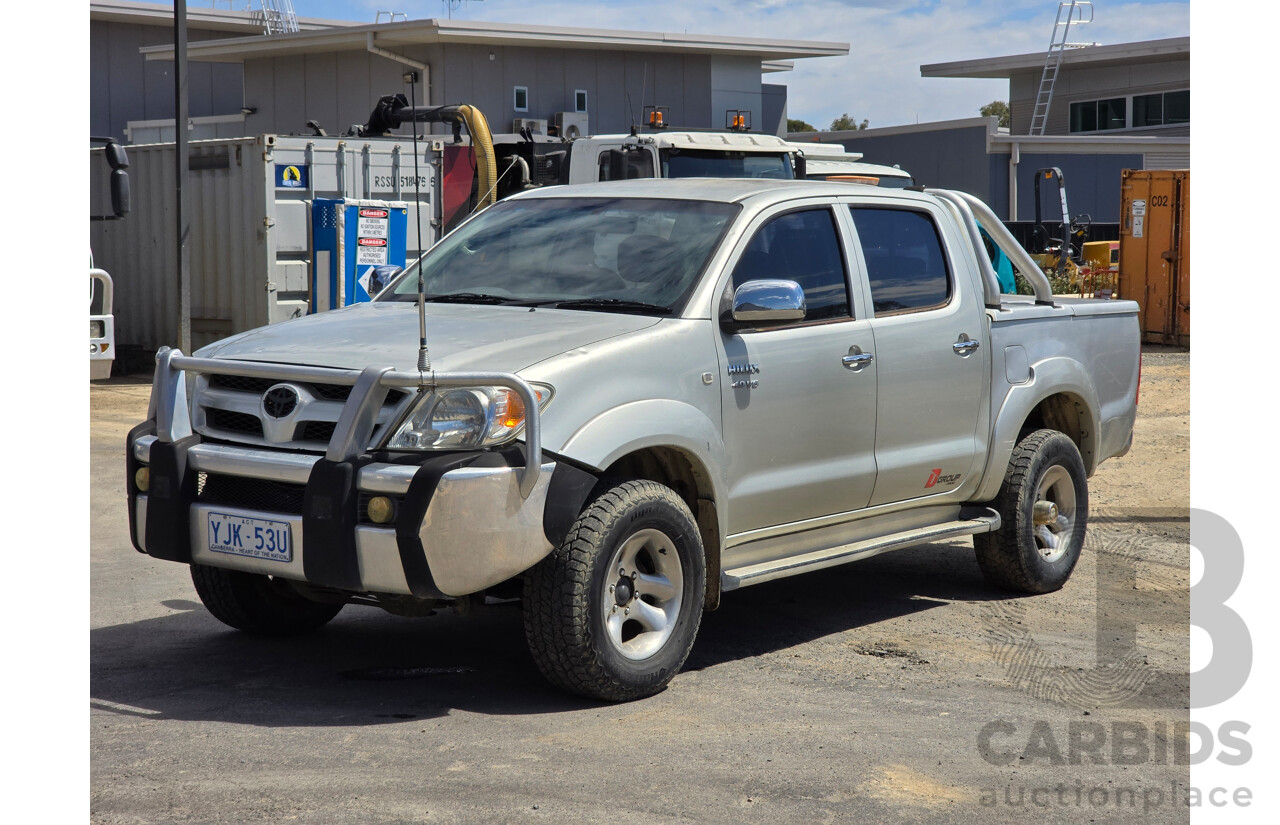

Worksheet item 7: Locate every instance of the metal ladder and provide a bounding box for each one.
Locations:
[260,0,300,35]
[1028,1,1096,135]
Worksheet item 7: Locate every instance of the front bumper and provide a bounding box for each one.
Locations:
[127,350,595,598]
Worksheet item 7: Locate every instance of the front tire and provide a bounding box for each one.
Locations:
[190,564,343,634]
[974,429,1089,594]
[523,479,705,701]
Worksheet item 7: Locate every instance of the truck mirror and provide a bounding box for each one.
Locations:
[110,168,131,218]
[723,279,806,331]
[605,149,655,181]
[105,141,130,171]
[793,154,806,180]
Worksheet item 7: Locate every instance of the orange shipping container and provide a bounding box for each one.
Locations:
[1118,169,1190,346]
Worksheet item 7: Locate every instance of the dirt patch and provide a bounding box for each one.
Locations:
[848,641,930,666]
[859,764,978,808]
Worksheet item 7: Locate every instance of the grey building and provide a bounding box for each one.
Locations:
[922,37,1189,138]
[95,4,846,141]
[90,1,353,142]
[790,37,1189,223]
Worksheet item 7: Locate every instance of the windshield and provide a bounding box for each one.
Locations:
[381,197,740,314]
[661,149,793,180]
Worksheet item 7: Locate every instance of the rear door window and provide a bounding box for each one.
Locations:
[848,208,951,315]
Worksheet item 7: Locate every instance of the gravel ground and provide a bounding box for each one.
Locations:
[90,347,1189,824]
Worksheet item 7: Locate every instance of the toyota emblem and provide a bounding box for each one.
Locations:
[262,385,299,419]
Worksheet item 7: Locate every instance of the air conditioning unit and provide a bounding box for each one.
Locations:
[511,118,548,135]
[555,112,589,139]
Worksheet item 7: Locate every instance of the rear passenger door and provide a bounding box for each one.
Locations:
[715,204,878,535]
[845,203,988,506]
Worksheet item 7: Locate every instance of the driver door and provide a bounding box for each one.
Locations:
[715,205,878,537]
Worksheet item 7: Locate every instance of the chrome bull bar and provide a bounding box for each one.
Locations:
[150,347,544,499]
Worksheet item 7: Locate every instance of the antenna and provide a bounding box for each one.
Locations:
[404,71,431,380]
[441,0,483,19]
[638,64,648,133]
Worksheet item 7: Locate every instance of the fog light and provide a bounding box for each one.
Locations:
[367,495,395,524]
[135,467,149,492]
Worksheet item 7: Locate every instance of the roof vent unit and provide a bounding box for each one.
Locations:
[554,112,589,139]
[511,118,548,135]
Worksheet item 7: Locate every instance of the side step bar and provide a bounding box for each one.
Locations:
[720,508,1001,591]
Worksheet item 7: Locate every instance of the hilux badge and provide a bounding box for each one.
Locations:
[726,362,760,389]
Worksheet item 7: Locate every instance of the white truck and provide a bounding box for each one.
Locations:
[89,137,128,380]
[90,264,115,381]
[127,178,1139,701]
[787,141,914,187]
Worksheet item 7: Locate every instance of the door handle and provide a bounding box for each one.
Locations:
[842,346,873,371]
[952,334,980,356]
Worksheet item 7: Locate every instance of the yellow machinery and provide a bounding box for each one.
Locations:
[1079,240,1119,298]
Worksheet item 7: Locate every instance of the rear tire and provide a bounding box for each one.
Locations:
[523,479,705,701]
[190,564,343,635]
[974,429,1089,594]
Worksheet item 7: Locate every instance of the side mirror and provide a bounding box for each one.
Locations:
[792,153,806,180]
[368,264,403,295]
[110,168,131,218]
[722,279,806,331]
[105,141,130,171]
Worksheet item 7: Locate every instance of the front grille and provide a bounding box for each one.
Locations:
[206,374,405,407]
[296,420,336,442]
[206,408,264,436]
[198,472,306,515]
[197,373,411,451]
[207,374,278,394]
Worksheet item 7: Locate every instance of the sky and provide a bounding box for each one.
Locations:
[157,0,1189,130]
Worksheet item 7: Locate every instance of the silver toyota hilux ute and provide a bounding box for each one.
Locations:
[127,179,1140,701]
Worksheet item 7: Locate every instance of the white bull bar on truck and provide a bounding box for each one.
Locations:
[134,347,553,598]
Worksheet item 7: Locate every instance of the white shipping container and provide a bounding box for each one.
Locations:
[90,134,443,359]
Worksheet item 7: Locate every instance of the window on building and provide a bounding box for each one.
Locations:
[1070,90,1188,133]
[1129,89,1191,128]
[731,209,851,323]
[1132,93,1163,128]
[848,208,951,316]
[1164,89,1189,124]
[575,90,588,113]
[1098,97,1126,130]
[514,86,529,112]
[1069,101,1097,133]
[1069,97,1127,133]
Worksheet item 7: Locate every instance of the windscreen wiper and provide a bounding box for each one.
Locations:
[421,292,525,305]
[548,298,674,316]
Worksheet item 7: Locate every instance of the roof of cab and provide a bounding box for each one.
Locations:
[503,177,931,206]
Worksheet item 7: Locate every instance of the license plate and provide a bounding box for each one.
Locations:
[207,512,292,562]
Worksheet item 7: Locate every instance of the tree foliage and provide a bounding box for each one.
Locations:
[980,100,1011,128]
[829,113,870,131]
[787,118,817,133]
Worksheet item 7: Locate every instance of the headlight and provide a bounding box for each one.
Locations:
[384,383,553,450]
